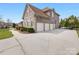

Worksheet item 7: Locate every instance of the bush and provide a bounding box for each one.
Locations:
[13,23,16,28]
[77,52,79,55]
[21,27,27,31]
[19,27,24,31]
[15,26,20,30]
[15,26,35,33]
[23,28,27,31]
[27,28,35,33]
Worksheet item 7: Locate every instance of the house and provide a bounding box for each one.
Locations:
[22,4,60,32]
[18,21,23,27]
[0,22,8,28]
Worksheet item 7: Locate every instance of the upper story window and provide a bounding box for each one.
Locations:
[46,12,51,16]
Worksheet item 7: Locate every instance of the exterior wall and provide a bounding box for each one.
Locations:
[54,14,59,28]
[35,9,59,32]
[50,10,59,29]
[23,5,36,31]
[18,23,22,27]
[36,17,55,32]
[43,9,59,29]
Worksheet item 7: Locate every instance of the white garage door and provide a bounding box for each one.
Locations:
[53,24,55,29]
[45,23,49,31]
[50,24,53,30]
[37,23,44,32]
[50,24,55,30]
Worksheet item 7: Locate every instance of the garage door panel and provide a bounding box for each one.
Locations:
[50,24,53,30]
[37,23,43,32]
[45,23,49,31]
[50,24,55,30]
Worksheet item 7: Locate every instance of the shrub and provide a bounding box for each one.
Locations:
[13,23,16,28]
[16,26,35,33]
[77,52,79,55]
[19,27,27,31]
[22,27,27,31]
[15,26,20,30]
[27,28,35,33]
[19,27,24,31]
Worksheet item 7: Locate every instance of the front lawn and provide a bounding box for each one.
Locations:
[0,29,13,40]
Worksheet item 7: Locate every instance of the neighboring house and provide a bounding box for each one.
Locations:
[18,21,23,27]
[22,4,60,32]
[0,22,8,28]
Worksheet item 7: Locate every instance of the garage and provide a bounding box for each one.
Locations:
[50,24,53,30]
[37,23,44,32]
[50,24,55,30]
[36,23,55,32]
[45,23,49,31]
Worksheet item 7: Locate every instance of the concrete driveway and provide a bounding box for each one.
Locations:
[0,29,79,55]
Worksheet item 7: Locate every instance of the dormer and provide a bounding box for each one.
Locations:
[42,7,60,17]
[43,7,52,16]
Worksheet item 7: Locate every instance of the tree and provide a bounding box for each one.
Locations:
[12,23,16,28]
[60,15,79,28]
[59,19,66,27]
[67,15,79,28]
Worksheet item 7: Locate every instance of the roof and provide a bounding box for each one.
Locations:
[22,4,60,19]
[42,7,53,12]
[43,7,60,16]
[27,4,49,18]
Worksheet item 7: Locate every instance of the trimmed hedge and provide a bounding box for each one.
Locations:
[16,26,20,30]
[27,28,35,33]
[16,26,35,33]
[20,27,27,31]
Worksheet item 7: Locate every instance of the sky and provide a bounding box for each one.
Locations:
[0,3,79,23]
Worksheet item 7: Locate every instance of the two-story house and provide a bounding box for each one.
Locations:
[22,4,60,32]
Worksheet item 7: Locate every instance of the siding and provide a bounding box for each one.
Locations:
[23,5,36,29]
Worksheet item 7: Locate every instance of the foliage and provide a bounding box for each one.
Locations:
[16,26,35,33]
[13,23,16,28]
[20,27,27,31]
[77,52,79,55]
[27,28,35,33]
[59,19,66,27]
[60,15,79,28]
[15,26,20,30]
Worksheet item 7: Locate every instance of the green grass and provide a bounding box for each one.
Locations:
[0,29,13,40]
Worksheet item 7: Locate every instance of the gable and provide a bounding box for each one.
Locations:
[22,4,35,20]
[22,4,60,20]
